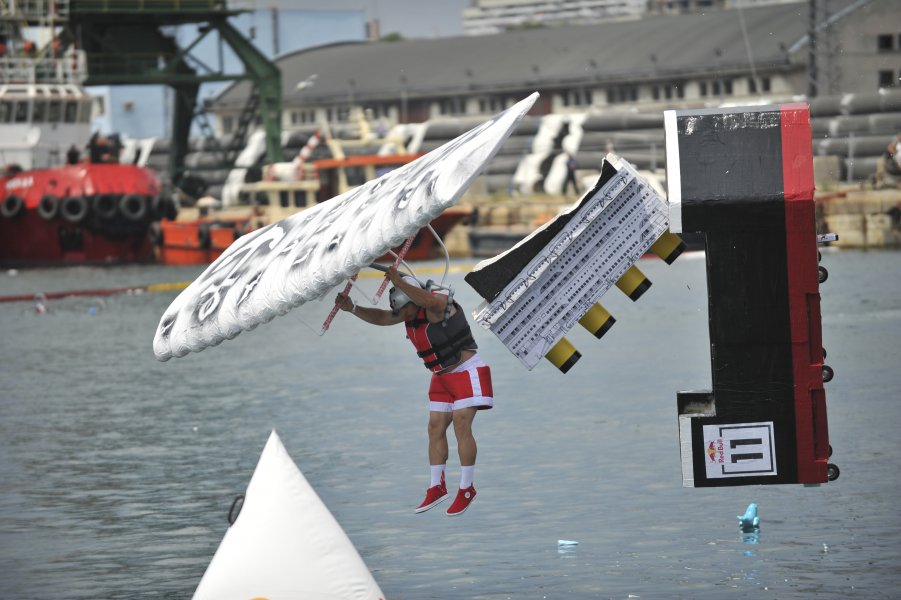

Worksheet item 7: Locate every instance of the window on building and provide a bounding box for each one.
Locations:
[748,77,758,94]
[293,191,307,207]
[492,96,507,112]
[279,190,289,208]
[712,80,721,96]
[439,97,464,115]
[723,79,733,95]
[651,86,660,101]
[675,82,685,99]
[699,81,708,97]
[761,77,771,92]
[564,89,592,106]
[879,70,896,87]
[877,34,894,52]
[606,86,637,104]
[336,107,350,122]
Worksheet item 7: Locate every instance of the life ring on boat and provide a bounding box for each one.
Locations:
[37,194,60,220]
[60,196,90,223]
[198,222,212,250]
[119,194,147,222]
[0,195,24,219]
[93,194,119,220]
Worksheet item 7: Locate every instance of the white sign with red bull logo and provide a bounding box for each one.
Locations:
[703,422,777,479]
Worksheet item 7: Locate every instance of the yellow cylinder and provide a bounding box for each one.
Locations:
[545,337,581,374]
[578,303,616,339]
[615,265,652,301]
[650,230,688,265]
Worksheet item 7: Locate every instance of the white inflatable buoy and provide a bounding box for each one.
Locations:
[192,431,385,600]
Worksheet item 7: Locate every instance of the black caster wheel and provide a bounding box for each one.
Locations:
[822,365,834,383]
[827,463,840,482]
[818,249,822,262]
[828,444,833,458]
[818,265,829,284]
[228,494,245,525]
[822,347,827,359]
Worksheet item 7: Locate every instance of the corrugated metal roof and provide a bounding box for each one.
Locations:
[213,3,818,109]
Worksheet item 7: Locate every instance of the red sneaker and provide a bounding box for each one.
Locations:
[415,479,448,514]
[446,485,477,516]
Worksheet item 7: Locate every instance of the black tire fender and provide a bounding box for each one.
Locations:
[60,196,90,224]
[37,194,60,220]
[0,194,24,219]
[93,194,119,220]
[120,194,147,222]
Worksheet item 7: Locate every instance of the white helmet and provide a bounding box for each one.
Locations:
[389,275,420,314]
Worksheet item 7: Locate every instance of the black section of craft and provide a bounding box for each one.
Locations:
[465,160,619,301]
[627,278,652,302]
[690,195,799,486]
[675,107,784,216]
[593,316,616,340]
[670,106,801,486]
[559,351,581,374]
[662,238,687,265]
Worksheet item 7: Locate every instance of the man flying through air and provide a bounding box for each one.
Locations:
[336,266,493,516]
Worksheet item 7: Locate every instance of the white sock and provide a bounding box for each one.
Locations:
[430,464,446,487]
[460,465,474,489]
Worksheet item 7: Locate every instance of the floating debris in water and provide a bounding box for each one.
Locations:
[738,503,760,531]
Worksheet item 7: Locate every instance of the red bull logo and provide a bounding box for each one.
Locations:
[707,438,725,464]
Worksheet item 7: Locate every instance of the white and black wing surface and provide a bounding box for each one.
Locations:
[153,92,538,361]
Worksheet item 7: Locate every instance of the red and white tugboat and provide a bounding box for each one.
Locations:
[0,19,169,266]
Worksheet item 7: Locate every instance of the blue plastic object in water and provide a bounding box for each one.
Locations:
[738,503,760,531]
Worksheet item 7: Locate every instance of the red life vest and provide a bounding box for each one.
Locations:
[405,302,478,372]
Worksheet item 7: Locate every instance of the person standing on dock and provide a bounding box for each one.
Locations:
[563,153,579,196]
[335,266,493,516]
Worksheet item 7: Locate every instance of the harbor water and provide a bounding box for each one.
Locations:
[1,249,900,599]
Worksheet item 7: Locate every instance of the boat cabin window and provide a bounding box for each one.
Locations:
[79,101,92,123]
[33,100,47,122]
[238,191,251,205]
[48,100,62,123]
[292,191,307,207]
[14,101,28,123]
[64,101,78,123]
[0,101,12,123]
[255,191,269,205]
[279,190,289,208]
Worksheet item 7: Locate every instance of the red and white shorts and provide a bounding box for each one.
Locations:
[428,353,493,413]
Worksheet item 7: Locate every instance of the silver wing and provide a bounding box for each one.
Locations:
[153,92,538,361]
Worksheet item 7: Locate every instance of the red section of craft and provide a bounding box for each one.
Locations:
[780,103,828,484]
